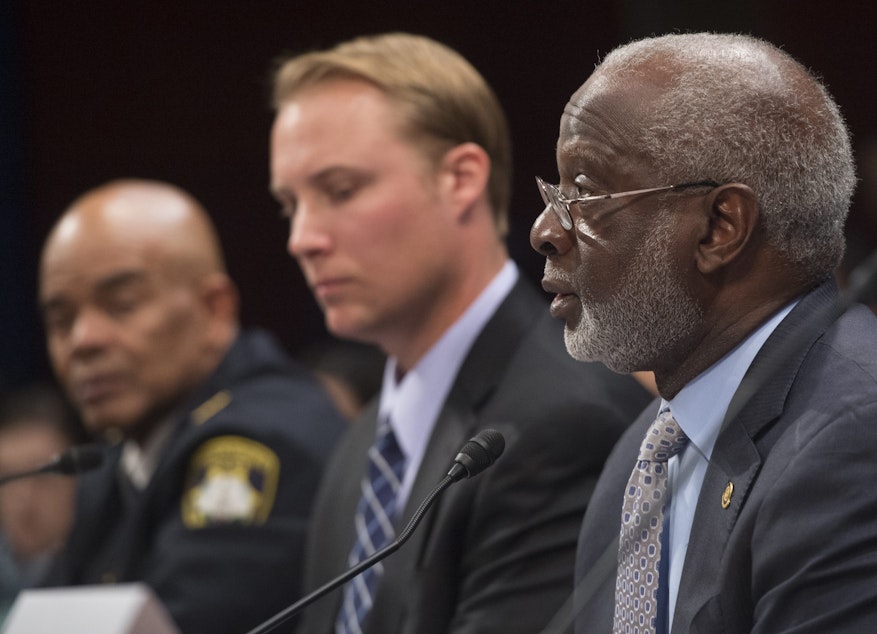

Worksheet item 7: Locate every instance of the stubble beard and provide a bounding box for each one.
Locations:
[563,216,703,373]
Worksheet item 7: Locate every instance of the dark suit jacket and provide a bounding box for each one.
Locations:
[574,281,877,633]
[42,330,347,634]
[297,279,652,634]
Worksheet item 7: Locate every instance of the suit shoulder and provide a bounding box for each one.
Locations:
[490,309,652,429]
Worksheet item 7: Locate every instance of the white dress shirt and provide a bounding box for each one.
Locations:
[378,260,518,512]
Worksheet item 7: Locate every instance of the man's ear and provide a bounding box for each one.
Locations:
[695,184,759,274]
[438,142,491,219]
[200,273,239,341]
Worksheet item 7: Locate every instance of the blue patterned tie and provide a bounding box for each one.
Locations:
[336,420,406,633]
[614,410,688,634]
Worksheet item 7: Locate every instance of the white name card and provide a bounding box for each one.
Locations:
[2,583,180,634]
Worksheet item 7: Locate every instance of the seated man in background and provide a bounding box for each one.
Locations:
[0,383,87,622]
[37,179,346,633]
[269,32,652,633]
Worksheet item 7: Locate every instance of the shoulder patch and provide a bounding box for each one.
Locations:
[191,390,232,426]
[181,435,280,529]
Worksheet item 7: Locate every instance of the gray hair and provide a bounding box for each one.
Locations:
[597,32,856,283]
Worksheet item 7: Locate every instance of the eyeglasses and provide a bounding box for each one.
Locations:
[535,176,720,230]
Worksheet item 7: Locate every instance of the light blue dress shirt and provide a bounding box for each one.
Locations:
[664,301,796,630]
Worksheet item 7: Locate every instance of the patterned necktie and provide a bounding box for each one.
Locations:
[336,420,406,634]
[614,409,689,634]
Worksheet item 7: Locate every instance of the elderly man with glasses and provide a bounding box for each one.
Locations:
[531,32,877,634]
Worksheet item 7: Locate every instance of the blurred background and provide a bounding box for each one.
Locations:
[3,0,876,390]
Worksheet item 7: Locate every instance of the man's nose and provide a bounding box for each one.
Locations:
[530,204,573,257]
[287,202,332,260]
[69,307,115,354]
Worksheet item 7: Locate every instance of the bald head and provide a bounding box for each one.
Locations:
[39,179,239,441]
[44,179,227,284]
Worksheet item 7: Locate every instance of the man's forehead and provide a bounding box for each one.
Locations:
[40,255,151,294]
[40,222,172,295]
[566,66,660,111]
[560,66,669,143]
[555,82,665,187]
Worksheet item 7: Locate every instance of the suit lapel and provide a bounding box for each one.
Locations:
[673,281,839,630]
[672,420,761,630]
[395,278,541,538]
[368,279,540,632]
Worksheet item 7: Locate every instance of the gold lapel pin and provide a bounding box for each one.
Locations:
[721,482,734,509]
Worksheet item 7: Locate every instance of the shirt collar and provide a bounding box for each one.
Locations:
[380,260,518,465]
[119,415,177,490]
[665,299,798,461]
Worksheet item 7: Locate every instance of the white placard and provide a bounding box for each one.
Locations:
[2,583,180,634]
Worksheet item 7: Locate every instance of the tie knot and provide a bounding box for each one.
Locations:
[371,421,406,486]
[638,410,689,462]
[375,419,397,448]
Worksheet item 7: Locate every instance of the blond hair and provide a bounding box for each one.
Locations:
[273,32,513,236]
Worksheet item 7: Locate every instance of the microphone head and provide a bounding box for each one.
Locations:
[53,444,105,475]
[448,429,505,481]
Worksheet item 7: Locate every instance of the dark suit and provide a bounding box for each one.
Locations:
[42,329,346,634]
[298,279,652,634]
[574,281,877,633]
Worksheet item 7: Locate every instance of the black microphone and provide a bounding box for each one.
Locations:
[0,443,105,486]
[244,428,506,634]
[447,428,505,481]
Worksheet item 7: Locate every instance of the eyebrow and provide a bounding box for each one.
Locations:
[270,165,376,207]
[557,148,616,190]
[40,269,150,312]
[95,270,150,293]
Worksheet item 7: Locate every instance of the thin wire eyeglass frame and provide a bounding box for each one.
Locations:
[535,176,721,230]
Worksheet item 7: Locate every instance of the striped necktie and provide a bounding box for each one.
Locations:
[336,420,406,633]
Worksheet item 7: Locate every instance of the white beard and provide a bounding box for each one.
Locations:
[562,216,703,373]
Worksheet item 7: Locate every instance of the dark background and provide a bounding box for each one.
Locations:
[3,0,876,389]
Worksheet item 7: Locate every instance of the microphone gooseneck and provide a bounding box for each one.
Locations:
[244,428,506,634]
[52,443,105,475]
[0,443,105,486]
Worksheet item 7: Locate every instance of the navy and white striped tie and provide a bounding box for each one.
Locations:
[336,421,406,633]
